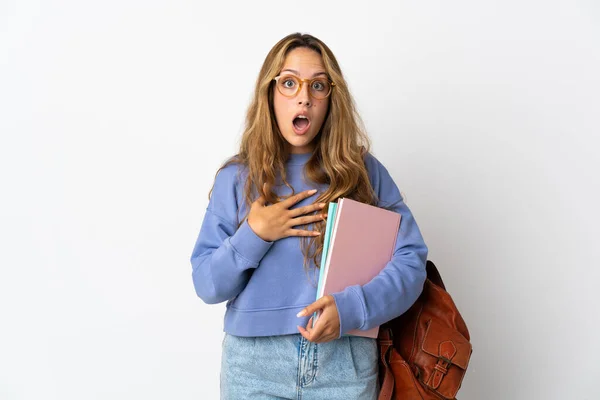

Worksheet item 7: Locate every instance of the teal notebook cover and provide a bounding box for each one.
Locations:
[316,201,337,300]
[312,202,337,326]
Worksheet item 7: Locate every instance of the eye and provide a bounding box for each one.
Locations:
[282,78,296,88]
[312,80,326,91]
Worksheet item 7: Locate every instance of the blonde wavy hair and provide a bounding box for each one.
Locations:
[210,32,379,275]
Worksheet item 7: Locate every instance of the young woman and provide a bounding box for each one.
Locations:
[190,33,428,400]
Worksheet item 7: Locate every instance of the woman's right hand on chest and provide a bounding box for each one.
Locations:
[247,188,326,242]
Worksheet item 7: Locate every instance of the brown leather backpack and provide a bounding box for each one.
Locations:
[378,260,472,400]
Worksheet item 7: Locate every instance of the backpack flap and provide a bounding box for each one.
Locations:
[420,319,472,399]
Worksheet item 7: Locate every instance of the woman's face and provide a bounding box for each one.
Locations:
[273,47,330,154]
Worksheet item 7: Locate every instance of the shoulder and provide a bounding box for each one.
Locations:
[213,155,248,189]
[214,158,241,181]
[363,151,382,170]
[362,151,403,204]
[363,151,392,184]
[208,156,247,222]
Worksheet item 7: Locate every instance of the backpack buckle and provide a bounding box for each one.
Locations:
[429,356,452,389]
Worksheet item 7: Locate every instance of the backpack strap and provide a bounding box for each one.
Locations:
[378,328,394,400]
[426,260,446,290]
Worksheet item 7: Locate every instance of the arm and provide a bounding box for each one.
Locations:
[190,165,273,304]
[332,154,428,336]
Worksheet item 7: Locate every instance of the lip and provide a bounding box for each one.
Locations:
[292,113,311,136]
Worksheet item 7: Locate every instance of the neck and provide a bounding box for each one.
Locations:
[286,152,312,165]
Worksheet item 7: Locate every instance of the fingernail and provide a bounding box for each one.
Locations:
[309,189,317,194]
[297,310,307,317]
[319,203,326,207]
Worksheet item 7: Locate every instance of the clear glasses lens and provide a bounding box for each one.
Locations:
[276,75,331,99]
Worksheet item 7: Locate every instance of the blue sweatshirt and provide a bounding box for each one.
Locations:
[190,152,428,337]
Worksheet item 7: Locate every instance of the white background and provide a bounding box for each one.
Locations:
[1,0,599,399]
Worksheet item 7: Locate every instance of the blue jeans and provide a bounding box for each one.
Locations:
[220,333,379,399]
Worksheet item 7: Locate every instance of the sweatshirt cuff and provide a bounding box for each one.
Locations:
[229,219,273,266]
[332,285,365,337]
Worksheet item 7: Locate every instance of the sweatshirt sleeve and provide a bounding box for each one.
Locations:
[190,164,274,304]
[331,154,428,336]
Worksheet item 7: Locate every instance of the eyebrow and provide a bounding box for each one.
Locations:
[281,69,328,78]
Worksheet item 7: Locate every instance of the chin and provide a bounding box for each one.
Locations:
[284,133,317,150]
[292,140,316,152]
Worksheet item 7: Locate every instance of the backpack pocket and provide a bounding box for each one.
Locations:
[418,319,472,399]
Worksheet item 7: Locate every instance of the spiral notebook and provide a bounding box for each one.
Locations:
[315,198,401,338]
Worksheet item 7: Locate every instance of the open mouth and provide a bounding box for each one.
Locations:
[292,115,311,135]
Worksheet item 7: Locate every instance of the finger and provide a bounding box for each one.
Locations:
[285,229,321,238]
[279,189,318,209]
[297,324,311,341]
[296,296,330,318]
[299,316,322,343]
[297,316,315,340]
[288,202,326,218]
[288,214,327,228]
[308,314,327,341]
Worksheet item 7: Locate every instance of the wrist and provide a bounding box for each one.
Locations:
[247,217,269,241]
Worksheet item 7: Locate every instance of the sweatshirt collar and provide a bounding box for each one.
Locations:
[286,152,313,166]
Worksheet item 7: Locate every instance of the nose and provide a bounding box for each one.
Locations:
[297,82,311,107]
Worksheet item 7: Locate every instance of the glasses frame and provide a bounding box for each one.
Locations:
[272,74,336,100]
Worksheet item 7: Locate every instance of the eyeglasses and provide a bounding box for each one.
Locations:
[273,74,335,100]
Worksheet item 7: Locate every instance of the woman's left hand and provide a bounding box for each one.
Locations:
[297,295,340,343]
